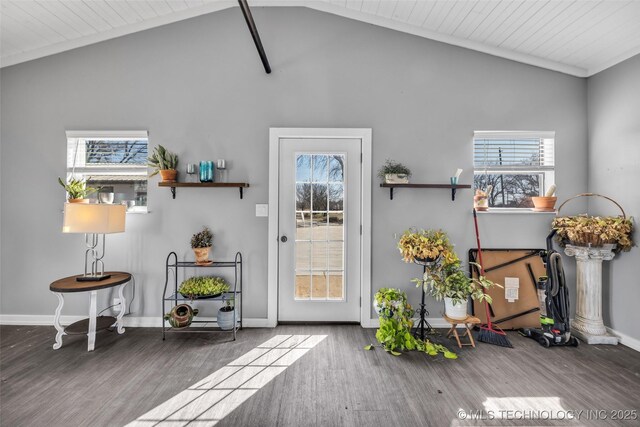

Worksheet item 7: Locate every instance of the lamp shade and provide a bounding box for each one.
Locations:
[63,203,126,234]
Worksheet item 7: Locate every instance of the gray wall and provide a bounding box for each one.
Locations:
[0,7,588,322]
[587,55,640,341]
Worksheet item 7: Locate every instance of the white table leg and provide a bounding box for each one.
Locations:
[116,283,127,334]
[88,290,97,351]
[53,292,66,350]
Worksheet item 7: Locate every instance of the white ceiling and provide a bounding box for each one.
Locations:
[2,1,640,76]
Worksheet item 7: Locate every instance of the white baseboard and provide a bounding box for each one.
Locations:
[0,314,272,328]
[606,327,640,352]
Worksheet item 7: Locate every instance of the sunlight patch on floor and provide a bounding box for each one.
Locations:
[126,334,327,426]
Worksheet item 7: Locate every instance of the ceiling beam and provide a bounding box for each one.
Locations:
[238,0,271,74]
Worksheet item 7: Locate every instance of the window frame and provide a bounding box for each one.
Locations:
[473,131,555,211]
[65,130,149,213]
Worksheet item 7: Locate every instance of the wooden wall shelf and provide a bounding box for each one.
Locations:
[380,183,472,201]
[159,182,250,199]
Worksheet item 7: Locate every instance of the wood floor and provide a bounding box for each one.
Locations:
[1,324,639,427]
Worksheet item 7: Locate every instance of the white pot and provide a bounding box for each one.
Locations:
[444,297,468,320]
[384,173,409,184]
[217,308,236,330]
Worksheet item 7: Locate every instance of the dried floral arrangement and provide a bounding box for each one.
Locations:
[552,215,633,253]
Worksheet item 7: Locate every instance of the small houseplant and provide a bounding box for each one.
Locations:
[377,159,411,184]
[148,144,179,182]
[368,288,456,358]
[191,226,213,264]
[178,276,229,299]
[217,298,235,331]
[58,177,97,203]
[398,229,457,265]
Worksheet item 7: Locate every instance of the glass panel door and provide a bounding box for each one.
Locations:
[295,154,345,301]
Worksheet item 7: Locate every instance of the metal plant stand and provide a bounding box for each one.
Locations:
[162,251,242,340]
[412,262,437,340]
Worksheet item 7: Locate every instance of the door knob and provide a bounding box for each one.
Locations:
[280,235,288,243]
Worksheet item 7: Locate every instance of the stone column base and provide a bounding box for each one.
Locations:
[571,328,619,345]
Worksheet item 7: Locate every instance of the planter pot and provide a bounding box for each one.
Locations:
[159,169,178,182]
[474,196,488,211]
[531,196,557,212]
[193,247,211,265]
[68,198,89,204]
[384,173,409,184]
[444,297,468,320]
[218,308,236,330]
[164,304,198,328]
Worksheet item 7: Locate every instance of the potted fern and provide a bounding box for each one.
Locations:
[191,226,213,265]
[148,145,179,182]
[377,159,411,184]
[58,177,97,203]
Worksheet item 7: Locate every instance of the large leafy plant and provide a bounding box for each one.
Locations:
[414,261,497,305]
[367,288,456,359]
[552,215,633,253]
[179,276,229,299]
[191,226,213,248]
[398,229,457,264]
[58,177,97,200]
[147,145,178,176]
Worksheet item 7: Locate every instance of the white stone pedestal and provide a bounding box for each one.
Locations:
[564,244,619,345]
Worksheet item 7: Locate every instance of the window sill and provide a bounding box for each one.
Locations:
[475,208,557,215]
[127,208,149,214]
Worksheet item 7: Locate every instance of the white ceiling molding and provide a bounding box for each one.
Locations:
[2,1,640,77]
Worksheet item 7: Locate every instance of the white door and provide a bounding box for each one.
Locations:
[278,138,361,322]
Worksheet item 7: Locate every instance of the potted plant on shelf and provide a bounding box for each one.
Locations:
[58,177,98,203]
[377,159,411,184]
[217,298,235,331]
[178,276,229,299]
[473,185,491,211]
[148,144,179,182]
[531,184,557,212]
[398,228,457,265]
[191,226,213,264]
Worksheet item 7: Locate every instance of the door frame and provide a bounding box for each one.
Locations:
[268,128,372,327]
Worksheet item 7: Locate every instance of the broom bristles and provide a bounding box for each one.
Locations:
[477,326,513,348]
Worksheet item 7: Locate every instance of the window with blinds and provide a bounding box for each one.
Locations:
[65,131,149,212]
[473,131,555,209]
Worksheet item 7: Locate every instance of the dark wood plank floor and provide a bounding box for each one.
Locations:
[1,325,639,427]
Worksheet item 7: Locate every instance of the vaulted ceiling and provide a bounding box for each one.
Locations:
[2,1,640,77]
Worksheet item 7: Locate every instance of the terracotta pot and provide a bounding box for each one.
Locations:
[159,169,178,182]
[68,198,89,204]
[531,196,557,212]
[164,304,198,328]
[193,247,211,264]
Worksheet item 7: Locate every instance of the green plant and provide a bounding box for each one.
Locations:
[398,229,457,264]
[220,297,234,312]
[377,159,412,180]
[369,288,456,359]
[191,226,213,248]
[58,177,97,200]
[552,215,634,253]
[178,276,229,299]
[414,261,498,305]
[147,145,178,176]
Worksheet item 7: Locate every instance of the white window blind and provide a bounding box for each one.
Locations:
[474,131,554,172]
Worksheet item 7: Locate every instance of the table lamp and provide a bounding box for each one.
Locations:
[63,203,126,282]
